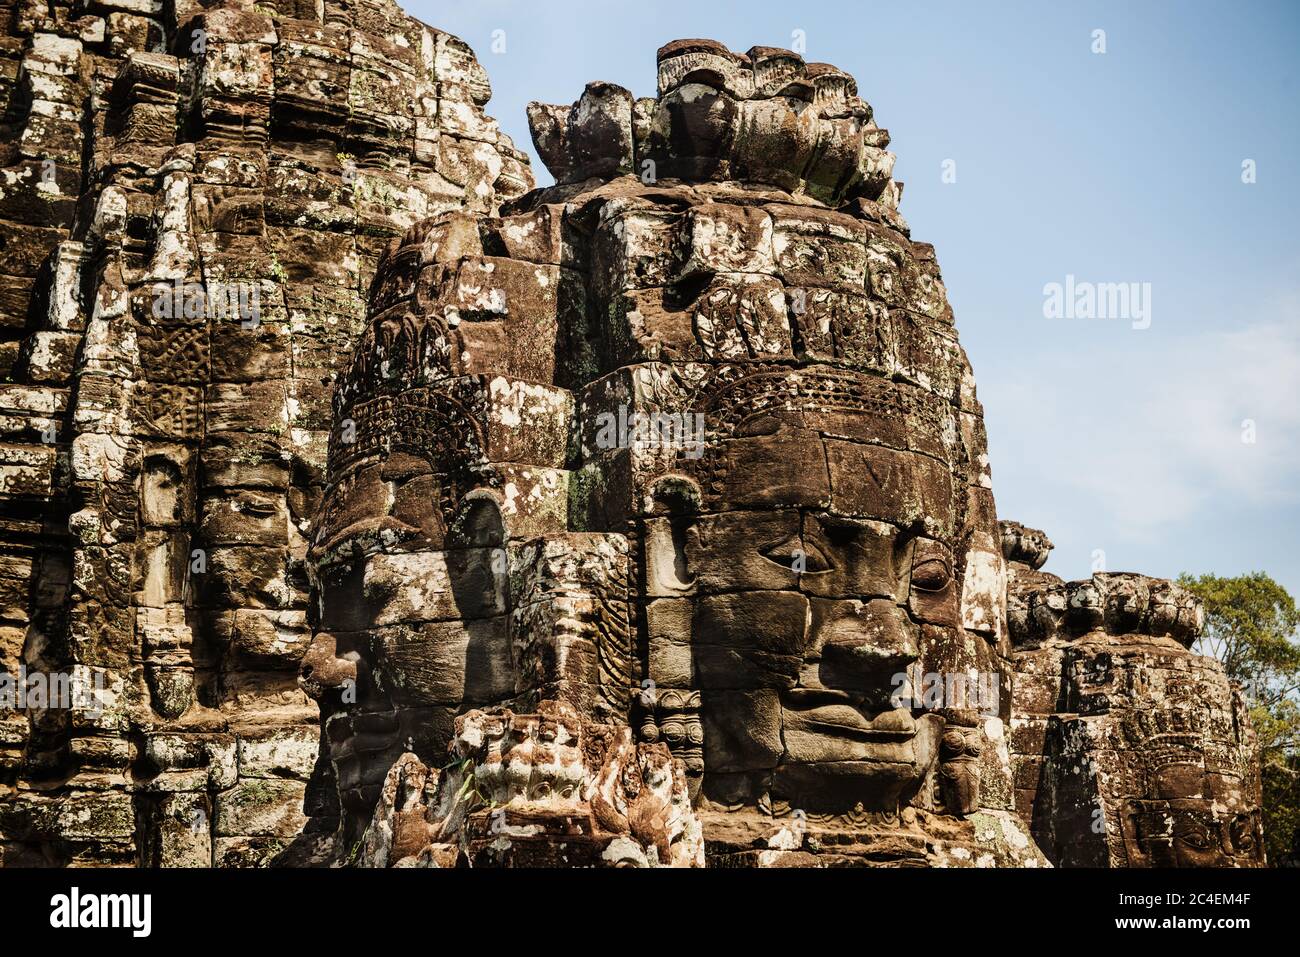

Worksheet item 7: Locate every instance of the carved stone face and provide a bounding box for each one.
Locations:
[643,365,969,817]
[301,444,514,838]
[1123,791,1264,866]
[276,35,1263,868]
[1009,588,1266,867]
[1119,725,1266,867]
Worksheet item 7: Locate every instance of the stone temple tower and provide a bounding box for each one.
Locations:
[0,12,1262,868]
[298,37,1261,868]
[0,0,529,866]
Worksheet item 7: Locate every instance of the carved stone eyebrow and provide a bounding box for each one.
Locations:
[813,512,872,534]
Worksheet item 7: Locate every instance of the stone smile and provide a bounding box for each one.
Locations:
[783,697,918,739]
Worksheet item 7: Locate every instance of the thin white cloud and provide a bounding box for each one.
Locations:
[983,308,1300,541]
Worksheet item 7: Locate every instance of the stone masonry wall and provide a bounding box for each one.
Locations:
[0,0,530,866]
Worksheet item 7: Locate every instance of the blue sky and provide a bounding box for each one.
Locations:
[413,0,1300,598]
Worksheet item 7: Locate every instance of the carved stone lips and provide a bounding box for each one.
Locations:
[783,692,917,739]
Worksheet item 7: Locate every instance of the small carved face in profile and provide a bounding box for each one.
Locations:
[646,366,969,815]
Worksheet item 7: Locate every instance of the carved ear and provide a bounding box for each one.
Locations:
[141,453,186,525]
[447,489,506,548]
[646,475,702,517]
[646,476,700,596]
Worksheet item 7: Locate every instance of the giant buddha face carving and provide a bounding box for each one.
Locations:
[295,38,1033,863]
[637,364,981,820]
[299,388,518,841]
[1006,568,1267,868]
[1123,796,1263,867]
[276,36,1261,869]
[1119,732,1265,867]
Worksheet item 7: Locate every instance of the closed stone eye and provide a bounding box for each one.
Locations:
[760,536,831,573]
[1175,821,1214,852]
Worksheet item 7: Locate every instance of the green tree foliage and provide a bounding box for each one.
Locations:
[1262,759,1300,866]
[1178,572,1300,865]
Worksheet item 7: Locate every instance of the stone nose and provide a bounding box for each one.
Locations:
[810,597,920,689]
[298,631,357,701]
